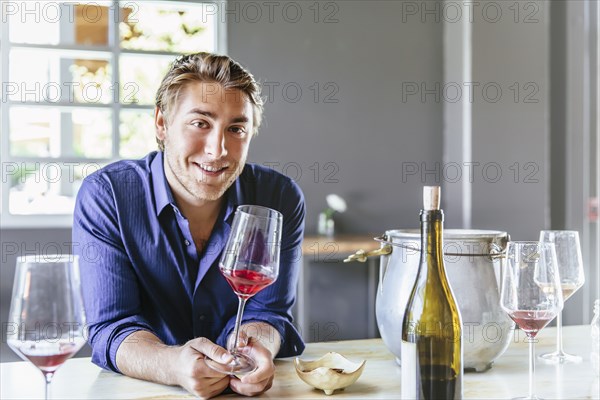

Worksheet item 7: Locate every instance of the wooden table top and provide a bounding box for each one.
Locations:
[2,325,598,399]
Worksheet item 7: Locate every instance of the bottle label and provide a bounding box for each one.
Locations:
[401,340,418,399]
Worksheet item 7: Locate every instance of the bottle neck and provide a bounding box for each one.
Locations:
[420,209,444,264]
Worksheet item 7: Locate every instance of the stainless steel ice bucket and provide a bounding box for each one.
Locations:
[349,229,513,372]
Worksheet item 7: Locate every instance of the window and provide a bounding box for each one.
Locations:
[1,1,225,227]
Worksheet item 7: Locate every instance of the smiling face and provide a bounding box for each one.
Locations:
[155,81,254,205]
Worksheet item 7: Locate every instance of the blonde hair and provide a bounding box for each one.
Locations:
[155,52,263,151]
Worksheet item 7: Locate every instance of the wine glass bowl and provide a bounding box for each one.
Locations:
[538,230,585,364]
[500,241,563,400]
[206,205,282,375]
[7,254,87,400]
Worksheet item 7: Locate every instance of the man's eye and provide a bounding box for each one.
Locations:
[192,121,208,128]
[229,126,246,135]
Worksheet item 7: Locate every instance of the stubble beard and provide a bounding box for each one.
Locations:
[164,147,246,202]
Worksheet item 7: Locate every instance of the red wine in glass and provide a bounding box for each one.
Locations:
[222,263,275,299]
[9,340,85,373]
[508,310,557,338]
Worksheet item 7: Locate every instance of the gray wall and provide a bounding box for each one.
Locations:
[228,0,551,240]
[442,1,550,239]
[230,1,444,234]
[470,1,549,240]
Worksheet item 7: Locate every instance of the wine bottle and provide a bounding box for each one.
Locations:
[401,186,463,399]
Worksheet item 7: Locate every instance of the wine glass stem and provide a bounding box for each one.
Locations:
[528,336,535,399]
[556,311,564,354]
[230,297,248,353]
[44,372,54,400]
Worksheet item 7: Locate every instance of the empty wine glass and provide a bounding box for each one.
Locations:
[500,241,563,400]
[7,255,87,400]
[205,205,282,375]
[538,230,585,363]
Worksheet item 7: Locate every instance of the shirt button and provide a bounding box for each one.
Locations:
[184,239,190,246]
[199,314,206,321]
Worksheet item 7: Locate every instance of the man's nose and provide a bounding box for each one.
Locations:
[204,129,227,158]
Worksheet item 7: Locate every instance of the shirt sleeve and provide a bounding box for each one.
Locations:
[216,178,306,357]
[73,175,154,373]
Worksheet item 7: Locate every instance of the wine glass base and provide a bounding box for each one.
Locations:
[538,351,582,364]
[205,352,257,376]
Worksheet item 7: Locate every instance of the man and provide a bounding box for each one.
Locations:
[73,53,305,398]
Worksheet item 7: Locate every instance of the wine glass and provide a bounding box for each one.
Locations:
[538,230,585,363]
[205,205,282,375]
[500,241,563,400]
[6,254,87,400]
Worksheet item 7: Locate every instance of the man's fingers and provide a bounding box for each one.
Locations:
[239,344,274,384]
[239,337,272,364]
[228,330,249,349]
[178,342,232,398]
[189,337,233,364]
[230,375,273,396]
[227,336,274,396]
[189,375,230,399]
[240,361,274,384]
[238,332,249,347]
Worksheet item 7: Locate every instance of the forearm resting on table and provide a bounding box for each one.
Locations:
[115,322,280,385]
[115,330,180,385]
[235,321,281,358]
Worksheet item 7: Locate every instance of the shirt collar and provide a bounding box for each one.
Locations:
[222,168,246,223]
[150,151,175,217]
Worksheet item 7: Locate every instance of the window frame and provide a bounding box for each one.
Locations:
[0,0,226,228]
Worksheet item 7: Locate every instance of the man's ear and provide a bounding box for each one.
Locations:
[155,106,167,140]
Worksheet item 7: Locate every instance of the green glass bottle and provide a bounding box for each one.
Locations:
[401,186,463,399]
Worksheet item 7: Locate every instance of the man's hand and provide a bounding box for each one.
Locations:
[174,337,233,399]
[229,335,275,396]
[116,332,233,399]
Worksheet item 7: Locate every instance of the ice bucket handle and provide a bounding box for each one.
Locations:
[342,243,392,263]
[373,233,510,260]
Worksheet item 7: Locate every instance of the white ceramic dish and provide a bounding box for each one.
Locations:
[294,352,366,395]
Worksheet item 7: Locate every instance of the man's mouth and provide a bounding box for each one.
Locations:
[194,162,228,176]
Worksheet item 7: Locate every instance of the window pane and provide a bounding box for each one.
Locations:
[7,1,111,46]
[120,2,216,53]
[72,108,113,158]
[8,161,105,215]
[9,107,112,158]
[9,48,113,104]
[10,107,60,157]
[120,109,156,158]
[119,55,172,104]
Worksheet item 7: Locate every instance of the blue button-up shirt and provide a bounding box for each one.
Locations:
[73,151,305,372]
